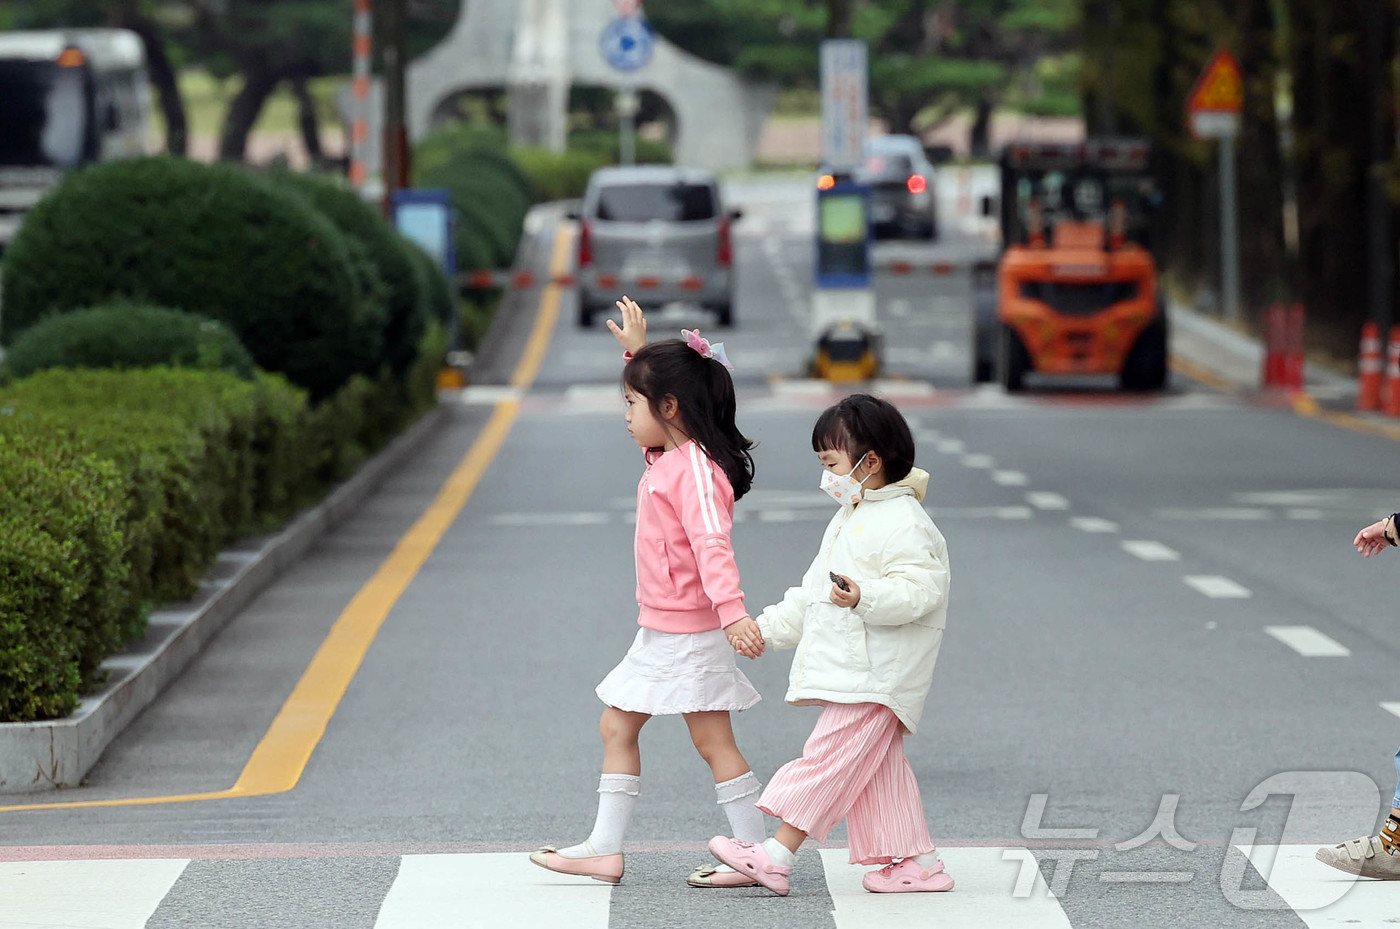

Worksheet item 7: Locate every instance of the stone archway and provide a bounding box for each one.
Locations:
[353,0,774,175]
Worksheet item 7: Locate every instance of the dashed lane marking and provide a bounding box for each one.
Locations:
[992,470,1028,486]
[1264,626,1350,658]
[1026,492,1070,511]
[1070,517,1119,533]
[1120,540,1181,562]
[1182,575,1252,599]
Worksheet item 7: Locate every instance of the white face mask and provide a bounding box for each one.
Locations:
[820,464,870,507]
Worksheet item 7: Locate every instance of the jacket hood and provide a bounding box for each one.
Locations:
[862,467,929,503]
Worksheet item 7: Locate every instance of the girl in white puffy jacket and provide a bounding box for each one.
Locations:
[708,394,953,896]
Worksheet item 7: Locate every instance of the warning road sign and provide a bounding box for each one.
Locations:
[1186,49,1243,138]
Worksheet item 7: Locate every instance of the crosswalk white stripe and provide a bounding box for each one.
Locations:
[1265,625,1351,657]
[0,858,190,929]
[1380,702,1400,719]
[1237,844,1379,921]
[373,853,610,929]
[819,848,1072,928]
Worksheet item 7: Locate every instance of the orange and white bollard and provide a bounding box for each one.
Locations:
[1385,325,1400,417]
[1358,321,1383,411]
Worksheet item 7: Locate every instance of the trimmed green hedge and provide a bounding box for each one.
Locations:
[1,303,255,380]
[0,365,438,723]
[266,170,431,379]
[0,156,380,401]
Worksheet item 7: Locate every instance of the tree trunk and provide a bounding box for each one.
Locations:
[826,0,855,38]
[969,93,993,158]
[1234,0,1288,326]
[219,64,282,162]
[109,4,186,156]
[291,75,324,166]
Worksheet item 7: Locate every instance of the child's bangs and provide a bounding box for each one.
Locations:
[810,406,853,454]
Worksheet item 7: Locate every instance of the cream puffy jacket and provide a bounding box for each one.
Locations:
[755,468,948,734]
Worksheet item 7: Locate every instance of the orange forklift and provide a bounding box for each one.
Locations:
[973,139,1167,391]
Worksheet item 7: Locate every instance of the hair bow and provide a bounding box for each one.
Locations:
[682,329,735,371]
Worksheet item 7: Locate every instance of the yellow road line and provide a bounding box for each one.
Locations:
[0,225,574,815]
[1168,354,1237,395]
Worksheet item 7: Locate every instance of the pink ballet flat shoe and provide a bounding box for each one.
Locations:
[707,836,791,896]
[686,863,761,888]
[529,844,624,884]
[862,857,954,893]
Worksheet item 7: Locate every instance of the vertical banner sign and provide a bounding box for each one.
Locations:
[349,0,373,188]
[820,39,868,171]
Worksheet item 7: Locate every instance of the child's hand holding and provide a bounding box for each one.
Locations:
[726,616,766,659]
[830,574,861,609]
[607,296,648,355]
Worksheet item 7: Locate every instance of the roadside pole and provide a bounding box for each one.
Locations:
[380,0,408,216]
[601,0,651,165]
[349,0,372,190]
[1186,50,1244,324]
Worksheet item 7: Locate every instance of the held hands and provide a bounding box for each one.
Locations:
[606,296,648,355]
[726,616,766,659]
[1355,516,1398,557]
[830,574,861,609]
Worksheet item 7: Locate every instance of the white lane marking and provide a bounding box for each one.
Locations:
[461,386,525,405]
[374,854,610,928]
[1183,575,1252,598]
[1026,492,1070,511]
[1236,844,1377,921]
[992,470,1028,486]
[490,512,610,527]
[928,506,1035,520]
[1070,516,1119,533]
[1120,540,1181,562]
[0,858,190,928]
[820,848,1072,928]
[1286,508,1325,520]
[1155,507,1272,521]
[962,454,995,469]
[1382,703,1400,719]
[1265,626,1350,658]
[936,438,966,454]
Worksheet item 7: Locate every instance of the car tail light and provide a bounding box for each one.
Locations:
[718,217,733,267]
[817,173,835,191]
[906,175,927,194]
[577,219,592,267]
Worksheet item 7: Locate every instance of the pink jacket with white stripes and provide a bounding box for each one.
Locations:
[633,440,749,633]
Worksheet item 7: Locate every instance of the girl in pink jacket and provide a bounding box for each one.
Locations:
[531,298,768,888]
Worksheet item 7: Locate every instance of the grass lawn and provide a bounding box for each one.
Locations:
[153,69,347,141]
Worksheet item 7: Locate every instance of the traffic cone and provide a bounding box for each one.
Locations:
[1285,303,1306,390]
[1358,321,1383,411]
[1384,325,1400,417]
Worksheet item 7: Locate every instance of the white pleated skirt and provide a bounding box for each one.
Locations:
[596,627,761,716]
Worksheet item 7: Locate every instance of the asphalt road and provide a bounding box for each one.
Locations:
[3,175,1398,929]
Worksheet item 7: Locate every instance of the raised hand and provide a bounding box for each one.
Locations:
[1355,516,1396,557]
[606,295,648,355]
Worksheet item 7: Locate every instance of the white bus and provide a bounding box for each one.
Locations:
[0,29,153,249]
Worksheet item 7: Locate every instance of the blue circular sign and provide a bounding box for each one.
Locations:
[600,17,654,73]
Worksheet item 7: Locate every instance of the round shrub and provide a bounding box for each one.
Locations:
[2,303,256,380]
[266,170,430,379]
[0,156,379,401]
[404,241,455,327]
[511,147,608,201]
[417,151,532,269]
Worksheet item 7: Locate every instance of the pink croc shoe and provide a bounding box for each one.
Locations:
[529,844,624,884]
[686,863,761,888]
[707,836,791,896]
[862,857,954,893]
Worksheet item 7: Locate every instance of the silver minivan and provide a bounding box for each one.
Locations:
[571,165,740,327]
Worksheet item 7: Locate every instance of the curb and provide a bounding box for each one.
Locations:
[0,405,447,795]
[1169,301,1355,399]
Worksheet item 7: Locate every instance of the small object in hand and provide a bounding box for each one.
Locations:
[829,571,851,592]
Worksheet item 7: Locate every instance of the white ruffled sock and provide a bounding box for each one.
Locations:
[558,773,640,858]
[713,771,765,873]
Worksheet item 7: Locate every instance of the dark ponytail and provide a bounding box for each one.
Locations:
[623,340,756,498]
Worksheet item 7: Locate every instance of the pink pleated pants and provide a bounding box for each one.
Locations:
[757,701,935,865]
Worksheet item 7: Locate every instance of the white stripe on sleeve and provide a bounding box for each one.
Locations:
[686,444,716,534]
